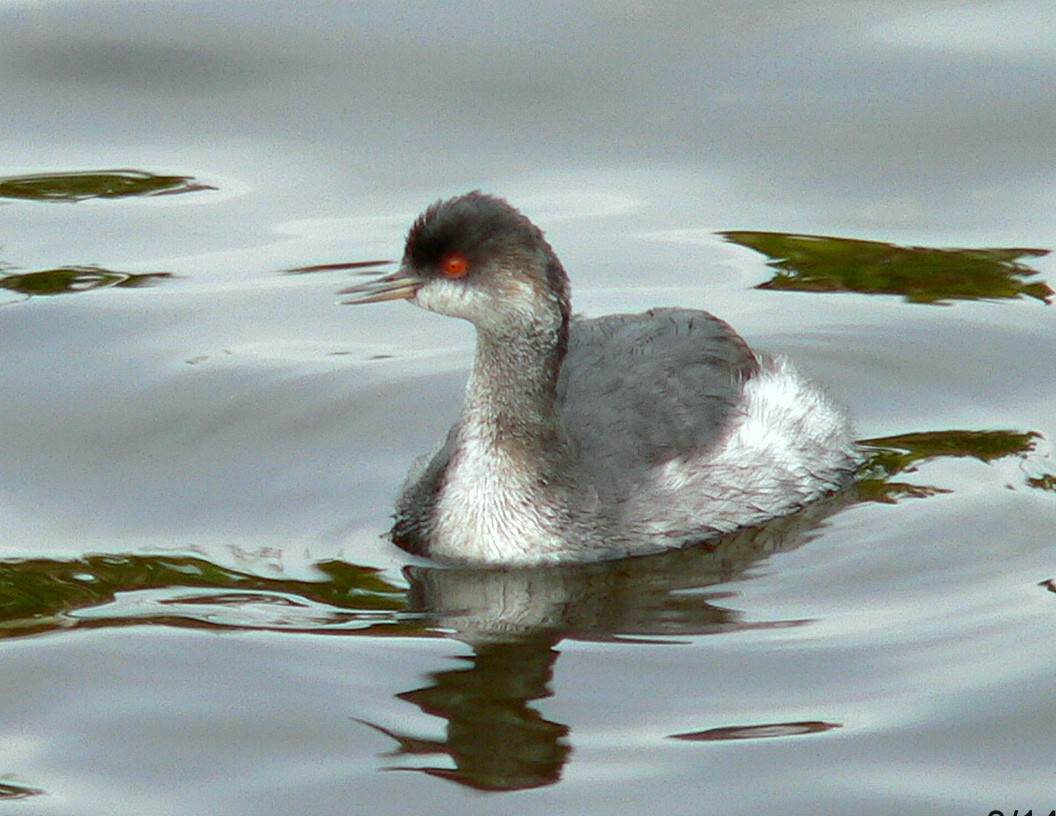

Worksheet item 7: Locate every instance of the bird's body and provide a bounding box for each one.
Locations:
[342,193,858,566]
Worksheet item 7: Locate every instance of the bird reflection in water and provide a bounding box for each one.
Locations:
[356,491,851,791]
[360,635,568,791]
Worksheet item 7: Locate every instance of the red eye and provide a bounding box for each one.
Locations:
[440,252,470,278]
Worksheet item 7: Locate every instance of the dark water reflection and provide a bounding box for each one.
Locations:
[284,259,394,275]
[0,266,174,297]
[724,231,1053,304]
[0,169,215,202]
[670,720,842,742]
[858,428,1049,502]
[360,636,569,791]
[0,780,45,800]
[0,556,409,640]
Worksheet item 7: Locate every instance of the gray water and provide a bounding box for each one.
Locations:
[2,3,1055,814]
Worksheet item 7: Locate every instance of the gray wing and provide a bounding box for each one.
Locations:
[556,307,759,489]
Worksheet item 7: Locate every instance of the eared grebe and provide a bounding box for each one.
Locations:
[341,192,858,566]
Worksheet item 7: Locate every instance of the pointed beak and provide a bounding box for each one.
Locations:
[338,269,421,305]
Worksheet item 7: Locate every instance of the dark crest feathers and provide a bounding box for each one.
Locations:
[404,191,549,270]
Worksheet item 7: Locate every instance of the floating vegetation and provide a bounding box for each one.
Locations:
[0,266,174,297]
[722,231,1052,304]
[0,169,215,202]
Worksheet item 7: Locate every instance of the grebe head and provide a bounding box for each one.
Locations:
[341,192,570,336]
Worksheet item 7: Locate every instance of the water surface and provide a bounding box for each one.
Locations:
[1,3,1055,814]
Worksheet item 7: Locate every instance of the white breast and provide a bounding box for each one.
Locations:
[428,418,567,565]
